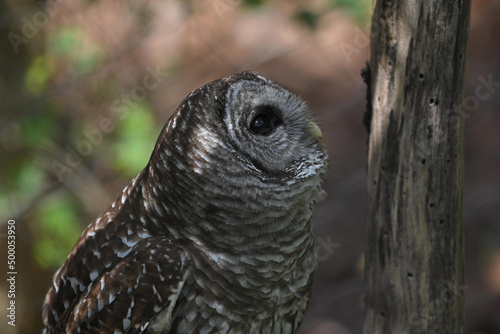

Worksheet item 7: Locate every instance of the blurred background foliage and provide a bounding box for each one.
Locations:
[1,0,371,274]
[1,0,499,333]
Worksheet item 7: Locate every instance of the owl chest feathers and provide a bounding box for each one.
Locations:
[154,234,316,333]
[136,163,320,332]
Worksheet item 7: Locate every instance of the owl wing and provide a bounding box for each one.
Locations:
[43,236,189,334]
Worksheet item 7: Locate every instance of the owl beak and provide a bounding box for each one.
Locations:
[307,119,323,145]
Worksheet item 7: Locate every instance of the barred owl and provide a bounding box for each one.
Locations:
[42,71,328,333]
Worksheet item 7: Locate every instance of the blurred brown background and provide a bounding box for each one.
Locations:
[0,0,499,333]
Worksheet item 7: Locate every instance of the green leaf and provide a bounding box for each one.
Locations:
[244,0,265,7]
[110,103,160,176]
[330,0,372,23]
[16,163,46,194]
[295,10,320,30]
[25,55,53,95]
[21,115,57,148]
[47,27,104,76]
[32,194,82,268]
[0,161,47,219]
[48,27,81,55]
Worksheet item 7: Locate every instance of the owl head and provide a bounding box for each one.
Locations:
[152,71,327,183]
[145,71,327,246]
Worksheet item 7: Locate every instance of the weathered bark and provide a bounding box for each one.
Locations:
[364,1,471,333]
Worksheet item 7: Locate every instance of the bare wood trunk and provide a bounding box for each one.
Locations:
[364,1,471,333]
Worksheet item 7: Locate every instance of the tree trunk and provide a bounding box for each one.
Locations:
[363,1,471,333]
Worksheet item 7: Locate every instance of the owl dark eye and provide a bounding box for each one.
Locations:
[249,106,283,136]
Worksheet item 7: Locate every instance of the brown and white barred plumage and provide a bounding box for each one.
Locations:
[42,71,328,333]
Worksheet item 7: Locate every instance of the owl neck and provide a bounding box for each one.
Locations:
[124,159,324,256]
